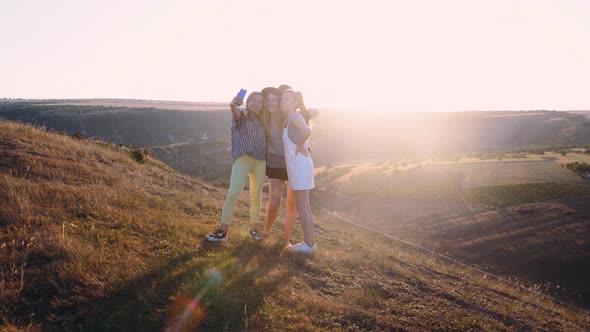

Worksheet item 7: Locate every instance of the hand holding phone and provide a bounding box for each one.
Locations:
[231,89,246,108]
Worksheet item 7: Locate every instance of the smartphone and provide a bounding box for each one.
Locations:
[237,89,247,99]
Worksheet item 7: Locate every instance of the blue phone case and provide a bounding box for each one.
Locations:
[237,89,247,99]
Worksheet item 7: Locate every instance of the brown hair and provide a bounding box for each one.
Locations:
[245,91,267,129]
[283,89,311,125]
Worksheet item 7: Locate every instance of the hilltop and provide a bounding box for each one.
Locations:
[1,118,589,331]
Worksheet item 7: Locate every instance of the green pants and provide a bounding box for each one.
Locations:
[221,155,266,225]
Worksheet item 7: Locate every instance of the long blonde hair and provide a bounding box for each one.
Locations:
[261,87,282,137]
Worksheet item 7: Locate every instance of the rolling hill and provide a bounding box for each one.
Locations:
[149,140,232,180]
[3,101,590,177]
[313,158,590,307]
[1,119,589,330]
[0,100,231,147]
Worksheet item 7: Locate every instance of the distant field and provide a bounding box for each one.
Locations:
[556,152,590,165]
[429,160,583,188]
[316,160,584,200]
[313,158,590,305]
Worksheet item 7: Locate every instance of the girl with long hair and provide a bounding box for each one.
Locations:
[206,91,267,242]
[261,86,317,244]
[279,89,317,254]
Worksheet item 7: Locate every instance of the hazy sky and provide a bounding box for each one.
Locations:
[2,0,589,111]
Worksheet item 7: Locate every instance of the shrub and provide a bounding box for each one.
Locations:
[565,162,590,176]
[131,147,150,164]
[1,238,33,302]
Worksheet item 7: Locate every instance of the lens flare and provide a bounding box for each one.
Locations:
[164,268,224,332]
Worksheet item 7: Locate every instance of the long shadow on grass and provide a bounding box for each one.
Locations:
[55,239,305,332]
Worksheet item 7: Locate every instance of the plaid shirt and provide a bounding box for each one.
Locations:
[231,110,266,162]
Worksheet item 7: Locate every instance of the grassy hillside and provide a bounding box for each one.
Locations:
[1,119,589,331]
[149,140,232,180]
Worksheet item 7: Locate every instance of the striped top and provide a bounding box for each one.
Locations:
[231,109,266,162]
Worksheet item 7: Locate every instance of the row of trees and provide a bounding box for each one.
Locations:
[565,162,590,176]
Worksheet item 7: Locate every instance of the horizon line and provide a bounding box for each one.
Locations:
[1,97,589,113]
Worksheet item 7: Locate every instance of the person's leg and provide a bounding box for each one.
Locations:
[263,178,286,237]
[248,157,267,231]
[293,189,315,246]
[218,157,250,232]
[284,185,298,242]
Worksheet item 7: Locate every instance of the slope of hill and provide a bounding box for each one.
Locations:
[27,98,229,112]
[149,140,231,180]
[0,101,231,147]
[314,160,590,306]
[1,119,589,331]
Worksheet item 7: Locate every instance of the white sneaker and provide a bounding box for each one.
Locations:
[206,229,228,242]
[288,241,317,255]
[249,229,264,241]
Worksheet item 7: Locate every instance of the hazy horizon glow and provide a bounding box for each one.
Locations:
[2,0,590,111]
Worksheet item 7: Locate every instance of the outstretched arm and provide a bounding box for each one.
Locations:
[230,96,244,121]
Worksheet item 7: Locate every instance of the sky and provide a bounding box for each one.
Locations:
[2,0,590,111]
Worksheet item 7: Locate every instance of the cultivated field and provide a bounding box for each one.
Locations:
[314,158,590,306]
[320,160,583,192]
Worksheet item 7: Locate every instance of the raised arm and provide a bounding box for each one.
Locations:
[305,108,319,119]
[296,91,319,121]
[230,96,244,121]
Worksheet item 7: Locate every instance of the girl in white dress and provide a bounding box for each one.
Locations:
[280,89,317,254]
[262,85,319,243]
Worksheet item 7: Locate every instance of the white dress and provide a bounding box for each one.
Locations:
[283,113,315,190]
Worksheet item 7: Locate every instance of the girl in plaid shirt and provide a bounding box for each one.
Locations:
[206,91,267,242]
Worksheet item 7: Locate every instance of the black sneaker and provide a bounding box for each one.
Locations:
[249,229,263,241]
[206,229,228,242]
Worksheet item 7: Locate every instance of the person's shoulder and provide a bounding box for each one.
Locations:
[289,112,305,122]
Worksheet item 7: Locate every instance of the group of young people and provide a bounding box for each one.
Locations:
[205,85,318,255]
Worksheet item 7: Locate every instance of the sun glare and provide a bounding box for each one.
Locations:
[1,0,589,110]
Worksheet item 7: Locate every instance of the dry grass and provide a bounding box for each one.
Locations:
[0,119,226,329]
[1,118,589,331]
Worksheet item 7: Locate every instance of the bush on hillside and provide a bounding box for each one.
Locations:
[565,162,590,176]
[131,147,150,163]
